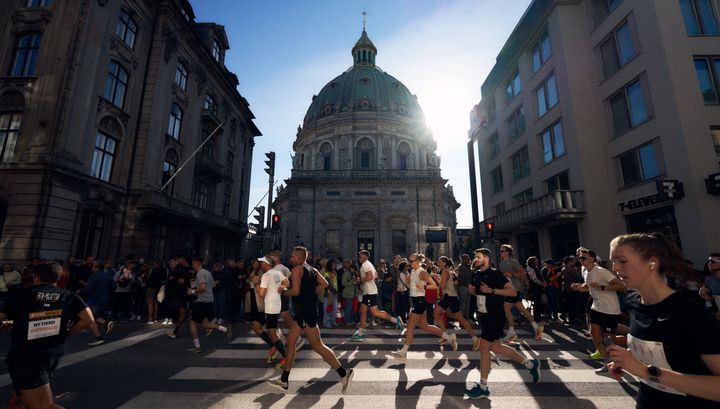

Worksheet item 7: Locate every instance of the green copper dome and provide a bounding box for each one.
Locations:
[303,30,423,125]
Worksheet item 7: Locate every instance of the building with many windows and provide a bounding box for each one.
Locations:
[273,28,459,261]
[0,0,261,264]
[468,0,720,263]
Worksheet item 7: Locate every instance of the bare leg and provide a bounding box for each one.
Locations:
[448,311,476,338]
[13,384,64,409]
[282,320,303,372]
[370,305,396,324]
[434,306,447,332]
[147,298,156,322]
[590,324,606,357]
[515,302,536,324]
[358,303,368,330]
[490,340,528,364]
[479,339,492,381]
[503,302,516,328]
[417,312,443,337]
[303,326,341,369]
[402,312,420,346]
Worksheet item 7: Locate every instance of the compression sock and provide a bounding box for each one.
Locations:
[336,366,347,378]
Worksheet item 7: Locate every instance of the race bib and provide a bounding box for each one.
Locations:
[476,295,488,313]
[27,309,62,340]
[628,334,685,396]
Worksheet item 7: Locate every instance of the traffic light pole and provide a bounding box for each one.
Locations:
[264,152,275,229]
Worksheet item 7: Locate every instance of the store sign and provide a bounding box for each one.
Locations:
[706,173,720,195]
[617,194,669,212]
[656,180,684,201]
[425,229,448,243]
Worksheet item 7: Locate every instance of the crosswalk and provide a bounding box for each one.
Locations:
[117,325,639,409]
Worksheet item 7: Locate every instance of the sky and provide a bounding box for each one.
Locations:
[190,0,533,227]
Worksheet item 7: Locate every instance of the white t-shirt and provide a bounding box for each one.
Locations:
[360,259,378,295]
[275,263,291,278]
[409,267,426,297]
[260,268,284,314]
[584,265,621,315]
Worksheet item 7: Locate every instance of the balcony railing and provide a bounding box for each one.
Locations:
[195,151,225,181]
[290,169,443,179]
[486,190,585,231]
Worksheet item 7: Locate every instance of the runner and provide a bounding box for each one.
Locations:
[498,245,543,342]
[433,256,478,350]
[186,257,232,353]
[391,254,450,358]
[267,246,354,393]
[270,250,305,358]
[606,233,720,408]
[165,258,191,339]
[570,249,625,368]
[84,260,116,346]
[350,250,404,341]
[0,263,95,409]
[257,256,290,369]
[465,248,541,399]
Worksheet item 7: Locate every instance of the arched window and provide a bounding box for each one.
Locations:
[0,112,22,163]
[167,103,182,140]
[175,61,188,90]
[103,61,128,109]
[355,138,375,170]
[398,143,410,170]
[116,9,137,49]
[11,33,41,77]
[320,142,332,171]
[162,149,178,196]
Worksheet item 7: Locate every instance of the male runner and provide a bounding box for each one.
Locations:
[465,248,541,399]
[267,246,353,392]
[350,250,404,341]
[187,257,232,353]
[498,244,543,341]
[1,263,94,409]
[257,255,290,368]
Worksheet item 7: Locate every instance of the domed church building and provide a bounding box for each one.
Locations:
[273,27,459,261]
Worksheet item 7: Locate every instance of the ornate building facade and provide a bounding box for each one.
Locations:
[274,29,459,261]
[0,0,260,264]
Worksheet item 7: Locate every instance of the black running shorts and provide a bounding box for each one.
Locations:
[191,302,215,323]
[293,305,318,329]
[437,295,460,314]
[265,313,279,329]
[478,313,505,342]
[589,309,620,334]
[8,356,61,393]
[410,296,427,315]
[361,294,379,307]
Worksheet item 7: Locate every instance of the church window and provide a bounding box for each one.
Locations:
[320,143,332,170]
[355,138,375,170]
[392,230,406,255]
[398,143,410,170]
[361,152,369,168]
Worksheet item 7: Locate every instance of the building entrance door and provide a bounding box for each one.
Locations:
[357,230,375,261]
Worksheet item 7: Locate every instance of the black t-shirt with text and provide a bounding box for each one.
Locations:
[472,267,509,317]
[625,290,720,409]
[1,283,87,363]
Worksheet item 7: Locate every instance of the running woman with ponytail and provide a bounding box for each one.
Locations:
[433,256,479,351]
[606,233,720,408]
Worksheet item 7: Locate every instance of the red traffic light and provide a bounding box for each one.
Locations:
[272,214,280,223]
[485,222,494,231]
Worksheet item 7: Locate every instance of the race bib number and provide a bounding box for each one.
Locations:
[476,295,488,313]
[628,334,685,396]
[27,310,62,340]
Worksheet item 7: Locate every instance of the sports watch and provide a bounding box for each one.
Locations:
[647,365,661,383]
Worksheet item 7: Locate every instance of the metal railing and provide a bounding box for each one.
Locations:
[488,190,585,230]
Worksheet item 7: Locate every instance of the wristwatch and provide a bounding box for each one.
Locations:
[491,288,496,294]
[647,365,661,383]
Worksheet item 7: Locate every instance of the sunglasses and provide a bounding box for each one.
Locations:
[499,249,509,253]
[578,256,588,260]
[709,258,720,264]
[409,259,418,262]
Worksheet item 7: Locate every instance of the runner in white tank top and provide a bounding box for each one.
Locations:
[433,256,479,351]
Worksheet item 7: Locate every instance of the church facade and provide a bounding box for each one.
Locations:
[273,28,459,261]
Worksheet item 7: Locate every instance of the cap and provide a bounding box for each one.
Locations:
[257,257,270,264]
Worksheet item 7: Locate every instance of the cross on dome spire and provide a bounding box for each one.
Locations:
[352,12,377,66]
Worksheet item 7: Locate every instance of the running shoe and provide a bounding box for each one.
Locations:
[438,336,448,345]
[275,359,286,370]
[527,358,541,383]
[465,383,490,399]
[145,320,155,325]
[295,337,306,351]
[595,364,610,374]
[390,349,407,359]
[87,337,105,346]
[267,377,289,391]
[534,324,544,341]
[588,350,603,360]
[166,331,177,339]
[395,316,405,331]
[105,321,114,336]
[267,347,279,364]
[349,332,364,342]
[193,347,203,354]
[450,333,458,352]
[340,368,354,394]
[502,331,518,342]
[400,327,407,337]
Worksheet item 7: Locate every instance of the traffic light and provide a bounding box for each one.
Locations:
[264,151,275,178]
[253,206,265,230]
[484,221,495,239]
[271,214,280,231]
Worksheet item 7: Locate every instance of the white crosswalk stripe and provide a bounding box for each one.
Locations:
[117,326,639,408]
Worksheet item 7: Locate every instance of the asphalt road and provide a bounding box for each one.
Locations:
[0,319,638,408]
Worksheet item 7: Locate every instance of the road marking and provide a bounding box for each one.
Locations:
[231,335,557,346]
[170,366,633,383]
[119,392,637,409]
[0,328,166,388]
[207,348,591,361]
